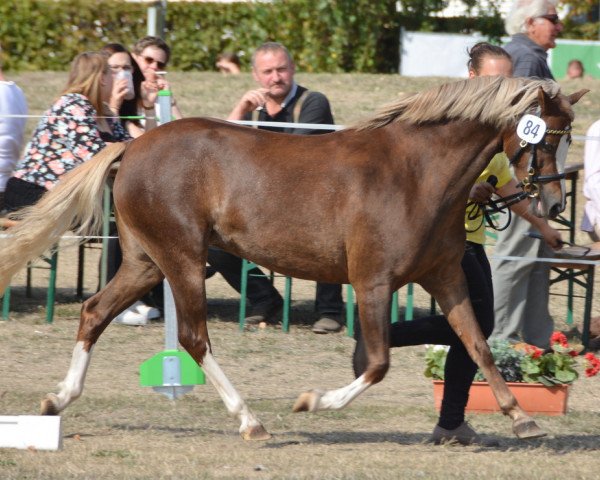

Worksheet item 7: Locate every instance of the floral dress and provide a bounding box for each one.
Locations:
[13,93,130,190]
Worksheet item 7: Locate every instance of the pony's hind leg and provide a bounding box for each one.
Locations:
[153,248,270,440]
[424,273,546,440]
[293,282,391,413]
[41,233,164,416]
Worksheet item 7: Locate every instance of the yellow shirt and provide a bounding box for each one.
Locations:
[465,153,512,244]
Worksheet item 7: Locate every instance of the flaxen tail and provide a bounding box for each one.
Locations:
[0,142,127,294]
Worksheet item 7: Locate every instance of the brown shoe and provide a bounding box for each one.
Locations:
[312,316,342,334]
[429,422,499,447]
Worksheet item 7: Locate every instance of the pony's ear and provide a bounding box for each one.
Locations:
[567,89,589,105]
[537,87,551,114]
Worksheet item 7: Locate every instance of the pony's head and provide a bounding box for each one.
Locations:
[502,85,588,219]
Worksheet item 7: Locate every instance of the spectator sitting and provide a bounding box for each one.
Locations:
[132,36,183,122]
[101,43,153,138]
[0,42,28,212]
[216,52,241,75]
[3,51,130,214]
[226,41,345,334]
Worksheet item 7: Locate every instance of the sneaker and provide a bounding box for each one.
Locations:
[114,307,149,326]
[429,422,499,447]
[312,316,342,334]
[132,301,161,320]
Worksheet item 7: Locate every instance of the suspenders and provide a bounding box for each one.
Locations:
[251,90,311,128]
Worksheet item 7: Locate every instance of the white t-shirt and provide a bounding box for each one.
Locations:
[0,80,28,191]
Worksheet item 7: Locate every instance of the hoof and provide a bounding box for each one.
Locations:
[292,390,322,413]
[40,394,60,416]
[241,424,271,441]
[513,417,547,439]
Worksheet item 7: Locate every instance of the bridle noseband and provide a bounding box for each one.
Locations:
[469,122,572,233]
[510,126,572,200]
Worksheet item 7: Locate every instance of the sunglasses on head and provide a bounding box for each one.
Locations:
[143,56,166,70]
[536,14,560,25]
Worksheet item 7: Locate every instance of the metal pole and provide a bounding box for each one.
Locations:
[147,1,167,39]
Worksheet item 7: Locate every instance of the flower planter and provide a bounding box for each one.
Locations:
[432,380,569,416]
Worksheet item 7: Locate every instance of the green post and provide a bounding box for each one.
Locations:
[391,290,399,323]
[282,276,292,333]
[346,284,354,337]
[45,251,58,323]
[2,287,10,320]
[239,260,249,331]
[405,283,414,321]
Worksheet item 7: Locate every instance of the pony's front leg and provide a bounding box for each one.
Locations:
[293,284,390,413]
[436,286,546,439]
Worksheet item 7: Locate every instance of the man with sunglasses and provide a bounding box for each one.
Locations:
[132,36,182,120]
[502,0,562,79]
[490,0,563,350]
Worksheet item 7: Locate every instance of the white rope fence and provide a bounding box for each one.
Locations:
[1,113,598,139]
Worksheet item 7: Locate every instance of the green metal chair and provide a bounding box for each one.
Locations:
[238,259,293,332]
[2,250,58,324]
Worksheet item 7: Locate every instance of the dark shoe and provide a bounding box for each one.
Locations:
[312,315,342,334]
[244,300,283,326]
[429,422,499,447]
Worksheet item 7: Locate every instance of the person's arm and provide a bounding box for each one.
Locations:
[496,178,563,249]
[227,88,270,120]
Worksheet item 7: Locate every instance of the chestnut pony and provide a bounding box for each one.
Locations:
[0,76,587,441]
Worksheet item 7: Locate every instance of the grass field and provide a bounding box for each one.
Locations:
[1,72,600,479]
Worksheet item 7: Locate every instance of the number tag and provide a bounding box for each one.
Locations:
[517,114,546,144]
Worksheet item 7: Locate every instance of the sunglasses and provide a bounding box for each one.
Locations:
[142,56,166,70]
[536,14,560,25]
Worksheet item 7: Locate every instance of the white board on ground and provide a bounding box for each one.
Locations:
[0,415,62,450]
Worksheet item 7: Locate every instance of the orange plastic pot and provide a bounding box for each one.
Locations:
[433,380,569,416]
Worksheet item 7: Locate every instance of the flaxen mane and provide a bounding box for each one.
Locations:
[354,76,563,131]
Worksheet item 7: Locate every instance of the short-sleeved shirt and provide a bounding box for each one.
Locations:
[243,84,334,135]
[465,153,513,245]
[13,93,130,190]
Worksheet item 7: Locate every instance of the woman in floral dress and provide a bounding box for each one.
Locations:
[2,51,130,212]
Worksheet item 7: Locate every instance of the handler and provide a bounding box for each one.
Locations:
[352,42,562,446]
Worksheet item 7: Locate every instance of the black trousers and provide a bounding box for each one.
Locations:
[2,177,46,213]
[388,242,494,429]
[207,247,344,315]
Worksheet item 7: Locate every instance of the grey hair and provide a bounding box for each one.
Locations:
[251,42,294,68]
[505,0,558,35]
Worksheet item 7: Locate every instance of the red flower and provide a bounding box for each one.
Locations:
[550,332,568,348]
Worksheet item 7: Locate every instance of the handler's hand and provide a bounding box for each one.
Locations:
[539,223,563,250]
[469,182,496,204]
[227,88,270,120]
